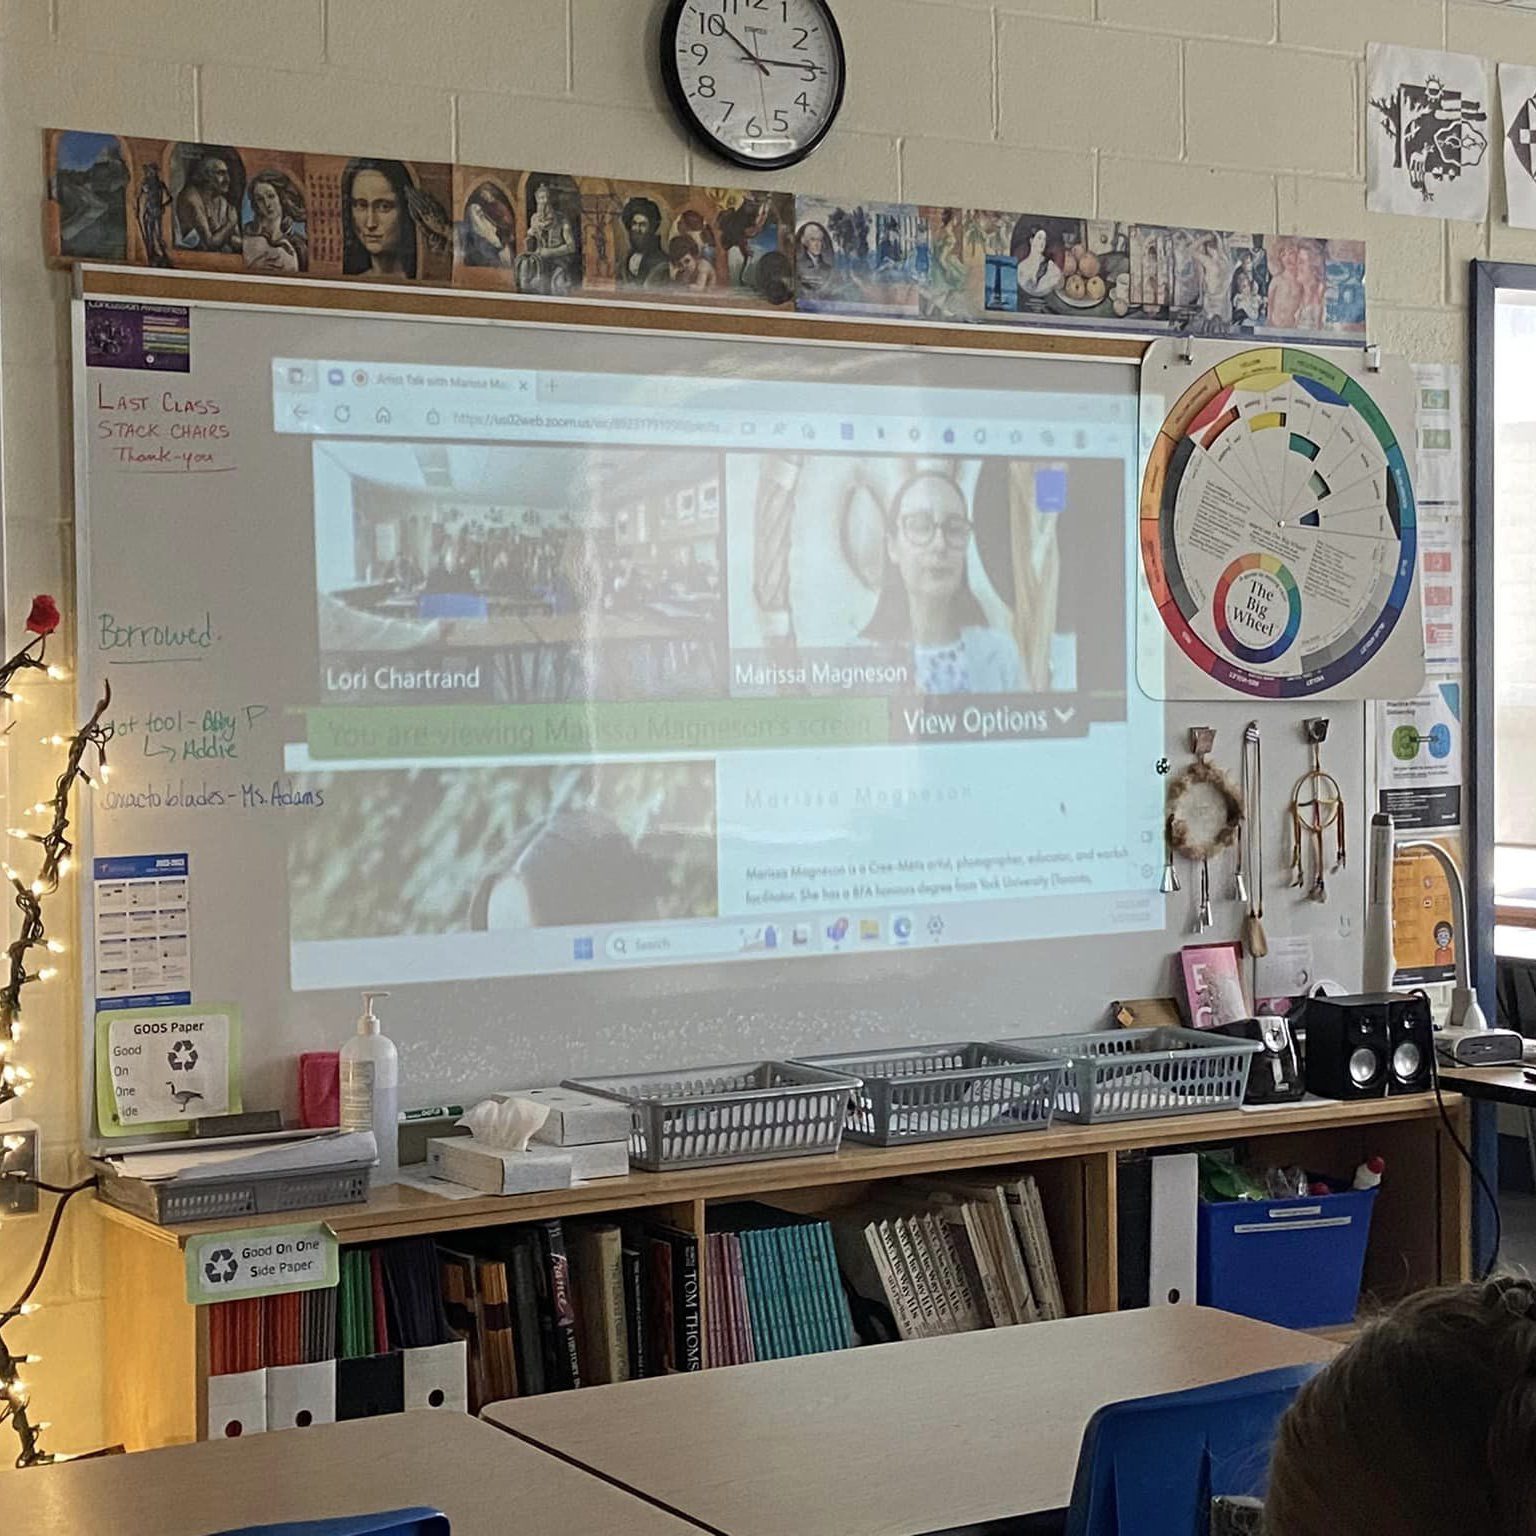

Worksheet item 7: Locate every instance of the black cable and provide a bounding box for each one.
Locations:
[0,1178,93,1324]
[1,1172,90,1197]
[1431,1048,1502,1281]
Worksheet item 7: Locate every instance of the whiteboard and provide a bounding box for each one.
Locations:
[72,291,1368,1138]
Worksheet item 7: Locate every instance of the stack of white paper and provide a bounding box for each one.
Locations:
[101,1130,377,1184]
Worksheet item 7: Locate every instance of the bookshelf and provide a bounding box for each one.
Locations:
[96,1091,1470,1450]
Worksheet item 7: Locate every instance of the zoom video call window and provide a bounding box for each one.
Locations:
[274,342,1162,985]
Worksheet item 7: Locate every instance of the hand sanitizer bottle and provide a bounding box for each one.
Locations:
[340,991,398,1187]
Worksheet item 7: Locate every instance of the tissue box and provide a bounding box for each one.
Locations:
[492,1086,633,1147]
[425,1137,572,1196]
[568,1140,631,1181]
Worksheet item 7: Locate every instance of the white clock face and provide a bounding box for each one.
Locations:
[669,0,845,169]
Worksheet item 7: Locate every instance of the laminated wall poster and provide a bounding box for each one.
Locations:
[1503,62,1536,229]
[1368,45,1491,222]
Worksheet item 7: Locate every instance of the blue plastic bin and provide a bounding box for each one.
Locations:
[1197,1188,1377,1330]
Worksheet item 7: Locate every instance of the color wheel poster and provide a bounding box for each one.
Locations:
[1138,340,1426,702]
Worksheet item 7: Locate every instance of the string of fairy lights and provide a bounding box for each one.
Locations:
[0,596,113,1467]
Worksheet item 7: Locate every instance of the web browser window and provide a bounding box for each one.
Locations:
[270,342,1162,986]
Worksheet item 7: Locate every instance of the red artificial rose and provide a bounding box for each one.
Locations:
[25,595,59,636]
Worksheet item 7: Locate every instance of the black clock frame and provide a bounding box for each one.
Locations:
[659,0,847,172]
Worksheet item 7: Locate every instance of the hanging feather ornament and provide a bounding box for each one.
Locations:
[1165,728,1245,935]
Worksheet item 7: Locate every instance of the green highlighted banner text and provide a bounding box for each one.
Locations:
[307,700,892,760]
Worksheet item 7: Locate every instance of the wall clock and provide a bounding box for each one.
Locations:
[661,0,846,171]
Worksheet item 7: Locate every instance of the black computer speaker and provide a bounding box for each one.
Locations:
[1386,991,1435,1096]
[1303,993,1392,1101]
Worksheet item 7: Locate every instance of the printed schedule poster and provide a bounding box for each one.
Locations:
[93,852,191,1010]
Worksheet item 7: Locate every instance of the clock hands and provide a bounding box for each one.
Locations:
[717,21,770,74]
[754,58,826,71]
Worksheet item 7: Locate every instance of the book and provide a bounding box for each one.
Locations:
[539,1219,583,1391]
[874,1218,926,1339]
[704,1233,724,1366]
[812,1220,855,1350]
[678,1228,703,1372]
[1117,1152,1153,1311]
[981,1184,1038,1325]
[621,1235,647,1379]
[438,1249,486,1409]
[909,1213,959,1335]
[899,1214,955,1337]
[892,1216,946,1338]
[1016,1176,1067,1322]
[483,1258,520,1402]
[644,1230,678,1373]
[925,1212,985,1333]
[793,1224,831,1353]
[717,1234,741,1365]
[506,1235,547,1396]
[737,1228,777,1357]
[568,1223,629,1386]
[828,1213,899,1346]
[903,1180,1027,1327]
[724,1232,756,1363]
[771,1226,811,1355]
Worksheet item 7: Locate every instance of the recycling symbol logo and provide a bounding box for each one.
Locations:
[168,1041,198,1072]
[204,1248,239,1286]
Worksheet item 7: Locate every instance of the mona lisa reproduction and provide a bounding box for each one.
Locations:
[306,154,454,284]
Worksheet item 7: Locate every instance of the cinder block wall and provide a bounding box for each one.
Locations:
[0,0,1515,1448]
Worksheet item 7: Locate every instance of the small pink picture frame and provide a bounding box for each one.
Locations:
[1180,942,1250,1030]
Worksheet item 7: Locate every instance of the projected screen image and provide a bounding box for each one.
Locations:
[275,354,1162,986]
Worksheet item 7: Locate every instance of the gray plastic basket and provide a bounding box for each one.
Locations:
[998,1027,1262,1124]
[95,1159,372,1226]
[563,1060,859,1171]
[791,1042,1066,1145]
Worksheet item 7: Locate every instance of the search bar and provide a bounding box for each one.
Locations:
[604,928,758,962]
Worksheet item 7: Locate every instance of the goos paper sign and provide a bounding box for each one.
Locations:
[95,1003,242,1136]
[185,1222,338,1306]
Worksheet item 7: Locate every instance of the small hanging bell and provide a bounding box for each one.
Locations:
[1161,813,1181,894]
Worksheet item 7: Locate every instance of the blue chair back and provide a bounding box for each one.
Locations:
[418,593,488,620]
[1064,1363,1321,1536]
[214,1511,448,1536]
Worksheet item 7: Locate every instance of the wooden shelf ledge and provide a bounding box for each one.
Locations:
[95,1091,1462,1252]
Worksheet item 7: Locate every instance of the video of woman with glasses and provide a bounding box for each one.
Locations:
[726,452,1127,717]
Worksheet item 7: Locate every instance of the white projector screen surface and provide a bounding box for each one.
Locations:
[78,296,1188,1112]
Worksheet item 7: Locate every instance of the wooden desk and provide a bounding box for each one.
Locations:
[483,1307,1338,1536]
[2,1413,699,1536]
[1438,1063,1536,1107]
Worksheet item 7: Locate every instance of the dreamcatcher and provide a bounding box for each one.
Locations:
[1288,717,1345,903]
[1164,727,1245,932]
